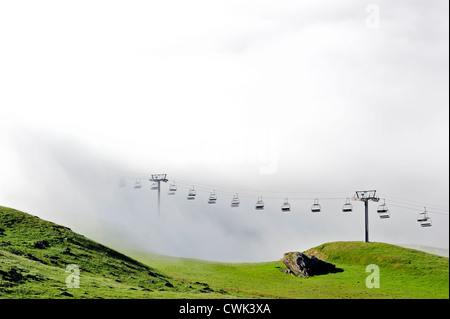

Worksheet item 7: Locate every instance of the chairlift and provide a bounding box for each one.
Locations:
[311,199,321,213]
[150,181,159,190]
[168,181,177,195]
[231,193,240,207]
[342,198,352,212]
[208,190,217,204]
[417,208,432,227]
[255,196,264,210]
[377,199,390,219]
[281,198,291,212]
[187,186,196,200]
[134,179,142,189]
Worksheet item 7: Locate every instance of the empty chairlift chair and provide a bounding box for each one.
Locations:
[187,186,196,200]
[281,198,291,212]
[311,199,321,213]
[231,193,240,207]
[134,179,142,189]
[208,190,217,204]
[417,208,432,227]
[342,198,353,212]
[150,181,159,190]
[377,200,390,219]
[255,196,264,210]
[168,181,177,195]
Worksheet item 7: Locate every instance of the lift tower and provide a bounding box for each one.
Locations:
[352,190,380,243]
[150,174,168,217]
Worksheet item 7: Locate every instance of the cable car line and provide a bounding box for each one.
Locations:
[386,203,449,216]
[130,176,449,217]
[378,195,449,212]
[119,173,448,229]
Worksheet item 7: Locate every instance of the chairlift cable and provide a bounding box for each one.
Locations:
[386,203,449,216]
[123,173,448,219]
[378,195,449,211]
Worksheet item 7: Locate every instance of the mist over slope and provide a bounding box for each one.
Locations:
[1,130,448,263]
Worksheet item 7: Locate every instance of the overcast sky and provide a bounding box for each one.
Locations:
[0,0,448,262]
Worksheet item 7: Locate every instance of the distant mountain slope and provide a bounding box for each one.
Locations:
[397,244,449,257]
[0,206,232,299]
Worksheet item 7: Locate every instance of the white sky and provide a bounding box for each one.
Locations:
[0,0,448,261]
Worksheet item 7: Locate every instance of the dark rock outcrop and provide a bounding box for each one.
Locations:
[33,240,50,249]
[60,247,73,255]
[281,251,343,278]
[60,291,73,297]
[26,253,47,264]
[0,268,23,282]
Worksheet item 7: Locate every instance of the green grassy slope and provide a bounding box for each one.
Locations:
[1,205,448,299]
[0,206,236,299]
[131,241,449,299]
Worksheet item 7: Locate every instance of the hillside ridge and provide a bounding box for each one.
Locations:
[0,205,229,298]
